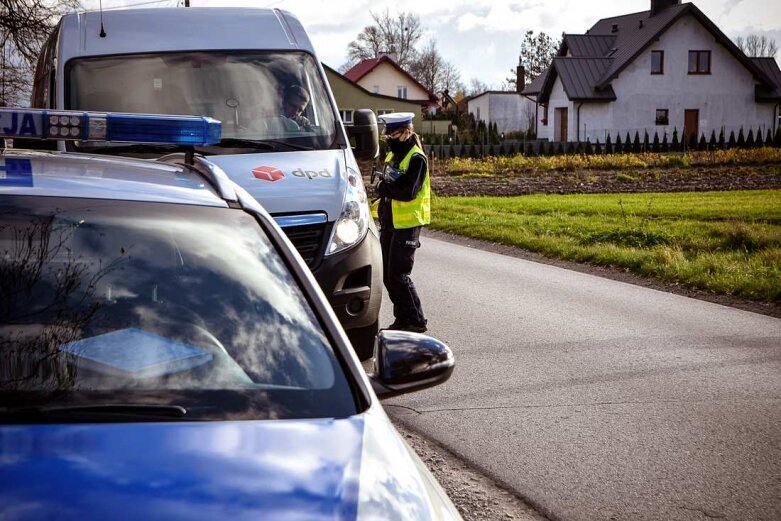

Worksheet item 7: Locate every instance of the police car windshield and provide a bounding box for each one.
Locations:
[0,197,357,421]
[67,51,339,153]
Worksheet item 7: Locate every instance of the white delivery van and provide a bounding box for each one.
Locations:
[30,7,383,359]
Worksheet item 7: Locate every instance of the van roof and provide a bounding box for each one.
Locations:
[58,8,315,63]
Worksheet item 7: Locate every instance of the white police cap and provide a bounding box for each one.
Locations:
[378,112,415,132]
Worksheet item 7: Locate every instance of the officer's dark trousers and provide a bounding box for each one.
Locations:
[380,225,426,326]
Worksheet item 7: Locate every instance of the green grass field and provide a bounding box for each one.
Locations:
[431,190,781,302]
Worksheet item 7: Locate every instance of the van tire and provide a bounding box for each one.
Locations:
[347,321,378,361]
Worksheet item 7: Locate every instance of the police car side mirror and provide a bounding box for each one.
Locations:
[347,109,379,160]
[368,330,455,399]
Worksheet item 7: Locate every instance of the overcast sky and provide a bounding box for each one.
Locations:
[85,0,781,88]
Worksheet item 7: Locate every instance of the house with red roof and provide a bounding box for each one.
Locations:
[343,54,440,113]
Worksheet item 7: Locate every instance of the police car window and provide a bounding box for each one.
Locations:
[0,197,357,421]
[67,51,338,151]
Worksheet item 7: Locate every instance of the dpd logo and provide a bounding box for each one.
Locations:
[252,166,284,182]
[292,168,332,179]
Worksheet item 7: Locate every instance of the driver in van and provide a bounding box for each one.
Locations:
[281,85,312,129]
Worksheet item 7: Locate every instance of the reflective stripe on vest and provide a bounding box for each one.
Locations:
[384,145,431,228]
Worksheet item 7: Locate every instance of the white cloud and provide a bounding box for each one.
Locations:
[79,0,781,87]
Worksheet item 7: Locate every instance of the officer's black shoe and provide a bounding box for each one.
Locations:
[398,323,427,334]
[383,321,409,331]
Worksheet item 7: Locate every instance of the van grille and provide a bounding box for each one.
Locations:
[274,214,330,269]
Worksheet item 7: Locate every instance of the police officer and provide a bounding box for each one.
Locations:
[375,112,431,333]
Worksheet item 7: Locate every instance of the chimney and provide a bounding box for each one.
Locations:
[611,23,619,33]
[516,62,526,93]
[650,0,681,16]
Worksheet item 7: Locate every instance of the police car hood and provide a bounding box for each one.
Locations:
[206,150,348,221]
[0,408,457,520]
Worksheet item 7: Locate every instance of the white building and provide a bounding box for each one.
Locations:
[523,0,781,144]
[466,91,536,134]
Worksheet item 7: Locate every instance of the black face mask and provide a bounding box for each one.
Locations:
[387,135,414,160]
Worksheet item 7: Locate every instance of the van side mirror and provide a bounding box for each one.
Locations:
[368,330,455,399]
[347,109,379,160]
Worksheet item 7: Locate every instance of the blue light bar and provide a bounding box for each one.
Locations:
[0,108,221,146]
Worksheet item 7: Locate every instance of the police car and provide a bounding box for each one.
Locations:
[0,108,460,520]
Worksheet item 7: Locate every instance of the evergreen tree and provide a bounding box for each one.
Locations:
[737,127,746,148]
[594,139,602,155]
[605,134,613,154]
[671,128,679,151]
[746,128,755,148]
[525,143,535,156]
[688,132,697,151]
[633,131,641,153]
[709,130,717,150]
[643,131,650,152]
[575,141,584,154]
[718,129,725,149]
[615,134,622,153]
[775,127,781,147]
[698,134,707,151]
[624,132,633,153]
[556,142,564,155]
[765,129,773,147]
[566,141,576,154]
[728,130,737,148]
[652,132,660,153]
[585,139,594,155]
[756,127,763,148]
[661,132,669,153]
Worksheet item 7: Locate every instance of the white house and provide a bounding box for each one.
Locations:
[467,91,536,134]
[523,0,781,144]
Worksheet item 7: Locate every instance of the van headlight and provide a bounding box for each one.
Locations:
[327,168,369,255]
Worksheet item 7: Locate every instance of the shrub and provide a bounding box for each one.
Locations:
[775,127,781,147]
[594,139,602,155]
[728,130,737,149]
[615,134,623,153]
[718,129,725,150]
[709,130,717,150]
[737,127,746,148]
[525,143,534,156]
[652,132,660,153]
[746,128,755,149]
[633,131,641,153]
[661,132,669,153]
[605,134,613,154]
[671,128,680,151]
[585,139,594,155]
[765,129,773,148]
[624,132,633,153]
[698,134,707,151]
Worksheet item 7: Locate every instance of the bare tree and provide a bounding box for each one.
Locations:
[734,34,778,57]
[439,61,463,96]
[407,39,443,93]
[1,0,81,106]
[466,78,489,97]
[345,10,423,70]
[505,30,560,90]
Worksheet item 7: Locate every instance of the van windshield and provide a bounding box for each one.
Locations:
[67,51,340,152]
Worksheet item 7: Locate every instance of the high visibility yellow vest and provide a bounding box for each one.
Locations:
[384,145,431,229]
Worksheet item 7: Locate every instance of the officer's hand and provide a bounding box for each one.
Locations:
[375,180,387,197]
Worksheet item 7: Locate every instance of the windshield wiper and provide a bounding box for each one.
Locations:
[0,403,187,423]
[213,138,277,150]
[214,138,315,152]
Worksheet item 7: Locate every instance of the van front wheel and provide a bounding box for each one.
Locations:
[347,321,378,361]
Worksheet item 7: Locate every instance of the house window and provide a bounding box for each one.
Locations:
[651,51,664,74]
[397,85,408,99]
[542,105,549,126]
[372,85,380,94]
[476,107,481,120]
[688,50,711,74]
[655,109,669,125]
[339,109,354,125]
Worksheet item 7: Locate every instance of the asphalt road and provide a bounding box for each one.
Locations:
[382,233,781,521]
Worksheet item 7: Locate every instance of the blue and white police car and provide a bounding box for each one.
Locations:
[0,108,460,520]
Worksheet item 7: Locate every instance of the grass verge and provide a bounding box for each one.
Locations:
[431,190,781,302]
